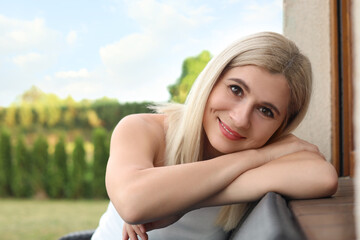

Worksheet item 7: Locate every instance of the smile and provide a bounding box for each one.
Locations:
[218,118,245,140]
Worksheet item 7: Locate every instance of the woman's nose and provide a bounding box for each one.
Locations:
[229,104,251,130]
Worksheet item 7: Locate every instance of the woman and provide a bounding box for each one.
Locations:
[92,32,338,240]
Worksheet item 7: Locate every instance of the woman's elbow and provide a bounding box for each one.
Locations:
[322,163,338,197]
[109,186,148,224]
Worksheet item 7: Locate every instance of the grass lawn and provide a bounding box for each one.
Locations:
[0,198,109,240]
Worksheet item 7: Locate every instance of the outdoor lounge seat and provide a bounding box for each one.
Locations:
[58,192,304,240]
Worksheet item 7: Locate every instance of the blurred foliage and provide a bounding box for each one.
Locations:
[0,129,12,196]
[92,127,109,198]
[0,50,210,199]
[69,136,87,198]
[32,135,49,195]
[168,50,212,103]
[0,86,154,133]
[12,136,33,197]
[51,136,69,198]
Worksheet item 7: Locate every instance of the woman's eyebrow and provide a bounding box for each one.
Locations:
[262,102,281,116]
[228,78,250,92]
[228,78,281,116]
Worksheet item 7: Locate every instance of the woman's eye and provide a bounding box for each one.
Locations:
[230,85,243,96]
[259,107,274,118]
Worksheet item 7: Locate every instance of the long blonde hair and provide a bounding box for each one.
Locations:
[155,32,312,231]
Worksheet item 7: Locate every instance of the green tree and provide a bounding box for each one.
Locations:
[168,50,211,103]
[45,94,61,127]
[12,136,33,197]
[0,128,12,196]
[32,135,49,195]
[63,96,77,127]
[91,97,121,130]
[19,103,33,128]
[21,85,44,103]
[92,127,109,198]
[5,104,17,127]
[69,136,86,198]
[47,136,68,198]
[87,110,102,128]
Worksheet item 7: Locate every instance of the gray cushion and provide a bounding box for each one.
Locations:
[229,192,305,240]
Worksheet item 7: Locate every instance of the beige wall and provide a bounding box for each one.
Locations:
[283,0,332,161]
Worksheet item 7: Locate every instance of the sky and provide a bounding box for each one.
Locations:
[0,0,282,107]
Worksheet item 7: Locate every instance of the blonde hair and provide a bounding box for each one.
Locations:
[155,32,312,231]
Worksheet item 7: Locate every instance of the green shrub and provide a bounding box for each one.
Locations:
[69,136,86,198]
[0,128,12,196]
[11,136,33,197]
[47,136,68,198]
[92,127,109,198]
[32,135,49,195]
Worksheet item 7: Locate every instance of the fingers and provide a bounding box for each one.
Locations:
[122,224,129,240]
[263,134,325,162]
[133,225,148,240]
[123,223,148,240]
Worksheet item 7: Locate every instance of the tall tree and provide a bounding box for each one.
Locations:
[168,50,211,103]
[12,136,33,197]
[0,128,12,196]
[70,136,86,198]
[45,94,61,127]
[92,127,109,198]
[19,103,33,129]
[5,104,17,127]
[47,136,68,198]
[91,97,121,130]
[32,135,49,195]
[63,96,77,127]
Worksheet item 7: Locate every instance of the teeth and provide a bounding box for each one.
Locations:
[220,121,234,135]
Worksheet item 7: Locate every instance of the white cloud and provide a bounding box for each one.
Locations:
[61,81,103,98]
[66,30,78,45]
[55,68,90,79]
[243,0,282,22]
[97,0,283,104]
[124,0,212,36]
[99,0,214,92]
[0,14,61,54]
[38,69,105,101]
[99,33,160,83]
[12,52,44,67]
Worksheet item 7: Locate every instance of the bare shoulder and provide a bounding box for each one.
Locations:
[115,113,165,138]
[110,113,166,166]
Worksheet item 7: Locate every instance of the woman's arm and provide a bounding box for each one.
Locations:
[106,115,264,224]
[198,150,338,208]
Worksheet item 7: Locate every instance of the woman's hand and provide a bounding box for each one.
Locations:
[122,214,182,240]
[259,134,322,162]
[122,223,147,240]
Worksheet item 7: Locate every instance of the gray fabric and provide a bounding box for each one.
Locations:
[229,192,305,240]
[147,206,229,240]
[89,192,306,240]
[92,202,229,240]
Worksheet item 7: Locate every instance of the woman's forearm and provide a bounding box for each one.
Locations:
[107,149,265,225]
[197,151,338,208]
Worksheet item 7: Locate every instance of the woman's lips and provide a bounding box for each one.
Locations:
[218,118,245,141]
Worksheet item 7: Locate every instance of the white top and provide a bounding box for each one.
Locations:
[92,202,229,240]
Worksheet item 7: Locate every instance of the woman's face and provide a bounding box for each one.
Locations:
[202,65,290,158]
